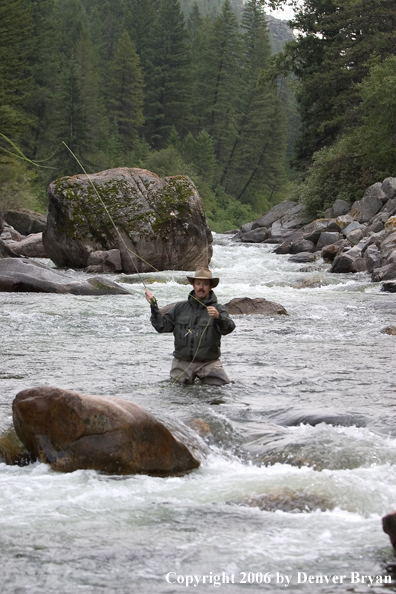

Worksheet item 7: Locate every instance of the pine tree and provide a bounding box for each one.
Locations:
[187,2,203,41]
[0,0,32,140]
[23,0,63,161]
[105,31,145,155]
[218,0,286,209]
[193,130,216,182]
[274,0,396,169]
[53,7,108,176]
[144,0,191,149]
[124,0,157,59]
[191,0,244,167]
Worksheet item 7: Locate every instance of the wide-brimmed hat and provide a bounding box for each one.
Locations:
[187,267,219,288]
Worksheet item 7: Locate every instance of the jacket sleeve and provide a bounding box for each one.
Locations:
[150,302,177,334]
[215,304,235,335]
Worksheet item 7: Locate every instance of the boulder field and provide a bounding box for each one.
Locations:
[232,177,396,288]
[11,386,200,475]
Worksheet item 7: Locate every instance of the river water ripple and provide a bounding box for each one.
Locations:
[1,234,396,593]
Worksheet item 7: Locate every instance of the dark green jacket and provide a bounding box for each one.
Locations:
[150,290,235,362]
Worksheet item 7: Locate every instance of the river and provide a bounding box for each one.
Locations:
[1,234,396,593]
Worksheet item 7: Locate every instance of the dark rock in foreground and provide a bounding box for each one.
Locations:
[224,297,288,316]
[43,167,212,273]
[383,511,396,549]
[0,258,130,294]
[12,386,200,475]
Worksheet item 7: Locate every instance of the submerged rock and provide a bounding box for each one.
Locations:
[0,258,130,294]
[224,297,288,316]
[231,487,334,513]
[43,167,212,273]
[12,386,200,475]
[380,326,396,335]
[382,281,396,293]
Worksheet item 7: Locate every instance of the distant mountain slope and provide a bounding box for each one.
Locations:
[266,15,294,52]
[179,0,293,52]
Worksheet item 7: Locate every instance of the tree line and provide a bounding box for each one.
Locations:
[0,0,294,231]
[273,0,396,214]
[3,0,393,229]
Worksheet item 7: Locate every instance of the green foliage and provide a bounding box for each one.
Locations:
[297,55,396,215]
[275,0,396,169]
[0,0,32,138]
[0,0,292,229]
[143,146,189,178]
[0,157,43,213]
[144,0,192,148]
[105,31,145,154]
[219,0,287,211]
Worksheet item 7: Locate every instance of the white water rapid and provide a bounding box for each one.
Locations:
[1,234,396,593]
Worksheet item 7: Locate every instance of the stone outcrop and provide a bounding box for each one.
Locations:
[0,258,130,294]
[223,297,288,316]
[0,239,21,259]
[43,168,212,274]
[4,208,47,235]
[5,233,47,258]
[232,176,396,285]
[12,386,200,475]
[85,249,122,273]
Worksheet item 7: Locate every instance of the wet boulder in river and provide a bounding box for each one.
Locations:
[383,511,396,549]
[12,386,200,476]
[43,168,212,273]
[224,297,288,315]
[0,258,130,294]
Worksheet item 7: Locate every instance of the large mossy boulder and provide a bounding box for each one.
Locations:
[43,168,213,273]
[12,386,201,475]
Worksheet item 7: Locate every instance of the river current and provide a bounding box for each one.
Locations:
[1,234,396,593]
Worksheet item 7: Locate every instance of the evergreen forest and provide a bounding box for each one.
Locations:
[1,0,396,230]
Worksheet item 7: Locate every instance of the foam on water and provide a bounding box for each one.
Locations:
[1,235,395,592]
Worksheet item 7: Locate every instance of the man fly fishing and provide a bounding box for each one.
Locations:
[145,268,235,385]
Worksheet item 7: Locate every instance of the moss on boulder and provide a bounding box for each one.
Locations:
[43,168,213,273]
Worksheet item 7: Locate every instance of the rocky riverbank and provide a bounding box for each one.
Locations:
[232,178,396,290]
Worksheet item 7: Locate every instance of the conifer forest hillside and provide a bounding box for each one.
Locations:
[1,0,395,230]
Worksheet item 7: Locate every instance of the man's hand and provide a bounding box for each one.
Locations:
[207,306,219,319]
[145,289,155,304]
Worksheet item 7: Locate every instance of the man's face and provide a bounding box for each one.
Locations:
[193,279,211,300]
